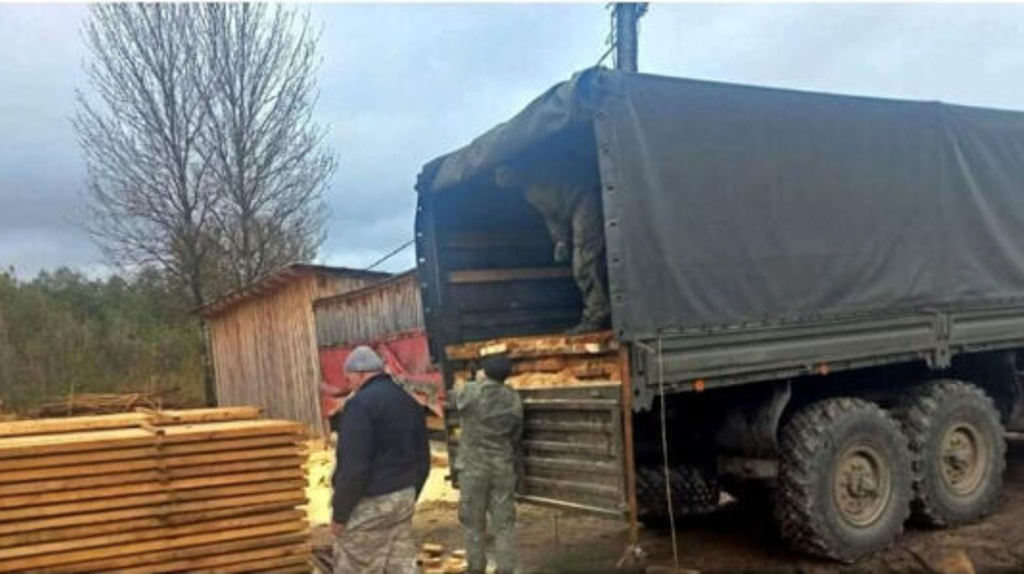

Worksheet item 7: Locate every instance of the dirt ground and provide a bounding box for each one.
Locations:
[311,439,1024,573]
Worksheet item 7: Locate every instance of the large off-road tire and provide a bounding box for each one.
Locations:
[897,380,1006,527]
[636,463,720,527]
[775,398,912,563]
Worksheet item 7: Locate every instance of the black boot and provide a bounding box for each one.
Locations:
[565,315,610,335]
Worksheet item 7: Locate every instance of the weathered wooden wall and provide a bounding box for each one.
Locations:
[207,274,375,432]
[314,272,424,348]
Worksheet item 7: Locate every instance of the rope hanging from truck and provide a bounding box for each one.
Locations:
[657,338,681,567]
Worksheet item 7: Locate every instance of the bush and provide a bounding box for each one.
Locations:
[0,266,206,412]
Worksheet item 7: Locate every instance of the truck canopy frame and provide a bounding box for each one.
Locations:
[416,68,1024,403]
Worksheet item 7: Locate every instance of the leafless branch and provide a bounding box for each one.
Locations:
[196,4,335,288]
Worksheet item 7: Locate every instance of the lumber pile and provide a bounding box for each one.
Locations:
[446,331,622,390]
[0,407,311,573]
[36,389,185,417]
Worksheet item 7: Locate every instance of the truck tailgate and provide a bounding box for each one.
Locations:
[444,332,633,518]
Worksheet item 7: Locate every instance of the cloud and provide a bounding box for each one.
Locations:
[0,5,89,278]
[3,4,1024,277]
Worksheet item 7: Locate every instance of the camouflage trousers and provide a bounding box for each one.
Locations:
[459,467,517,574]
[572,194,609,327]
[334,488,418,574]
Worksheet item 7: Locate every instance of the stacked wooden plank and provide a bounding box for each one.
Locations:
[0,407,311,573]
[446,330,621,389]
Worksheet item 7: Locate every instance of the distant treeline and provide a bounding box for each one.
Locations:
[0,267,205,412]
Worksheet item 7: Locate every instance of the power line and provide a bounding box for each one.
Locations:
[365,238,415,271]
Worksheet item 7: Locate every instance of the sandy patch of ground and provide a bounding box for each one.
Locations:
[310,438,1024,573]
[307,439,456,525]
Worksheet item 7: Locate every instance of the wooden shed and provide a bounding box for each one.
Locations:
[198,263,389,431]
[314,271,443,424]
[314,270,424,347]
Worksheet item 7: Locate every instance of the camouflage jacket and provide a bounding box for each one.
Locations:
[455,377,523,472]
[522,164,601,249]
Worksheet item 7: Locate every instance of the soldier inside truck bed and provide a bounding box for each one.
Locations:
[494,158,610,334]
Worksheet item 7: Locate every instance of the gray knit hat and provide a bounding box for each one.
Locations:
[343,345,385,373]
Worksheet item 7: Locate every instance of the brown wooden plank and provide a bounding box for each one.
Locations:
[168,457,306,479]
[157,419,307,443]
[0,408,262,439]
[163,444,306,467]
[0,469,163,496]
[0,509,303,560]
[0,413,151,438]
[0,457,157,484]
[0,469,305,509]
[0,446,303,483]
[0,491,170,522]
[0,520,308,572]
[0,457,304,494]
[0,479,307,522]
[215,554,311,573]
[0,502,304,549]
[114,541,311,574]
[1,436,305,469]
[160,435,305,457]
[445,330,617,360]
[168,469,305,491]
[448,266,572,284]
[0,446,160,471]
[51,531,309,573]
[145,407,262,425]
[0,431,156,458]
[0,491,306,535]
[0,420,304,459]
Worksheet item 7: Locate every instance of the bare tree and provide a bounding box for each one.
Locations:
[199,4,334,288]
[74,4,219,403]
[76,5,215,306]
[76,5,336,405]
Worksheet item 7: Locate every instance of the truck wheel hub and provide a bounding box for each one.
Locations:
[833,443,891,527]
[940,423,986,496]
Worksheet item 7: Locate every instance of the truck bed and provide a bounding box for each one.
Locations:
[442,331,634,517]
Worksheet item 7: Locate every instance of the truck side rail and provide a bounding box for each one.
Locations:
[632,305,1024,396]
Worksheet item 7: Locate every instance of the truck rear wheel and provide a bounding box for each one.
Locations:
[775,398,912,562]
[636,462,720,527]
[897,380,1006,527]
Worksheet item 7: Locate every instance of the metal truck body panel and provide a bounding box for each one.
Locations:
[414,68,1024,516]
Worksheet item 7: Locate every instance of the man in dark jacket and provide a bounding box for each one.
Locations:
[331,345,430,574]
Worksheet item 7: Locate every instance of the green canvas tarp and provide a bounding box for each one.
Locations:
[417,68,1024,340]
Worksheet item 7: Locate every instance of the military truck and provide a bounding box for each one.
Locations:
[414,68,1024,562]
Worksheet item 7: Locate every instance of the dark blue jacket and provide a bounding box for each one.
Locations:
[331,374,430,524]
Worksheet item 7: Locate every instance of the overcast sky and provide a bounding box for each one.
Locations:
[3,3,1024,278]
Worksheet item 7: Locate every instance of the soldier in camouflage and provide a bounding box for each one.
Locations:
[456,353,524,574]
[495,163,610,334]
